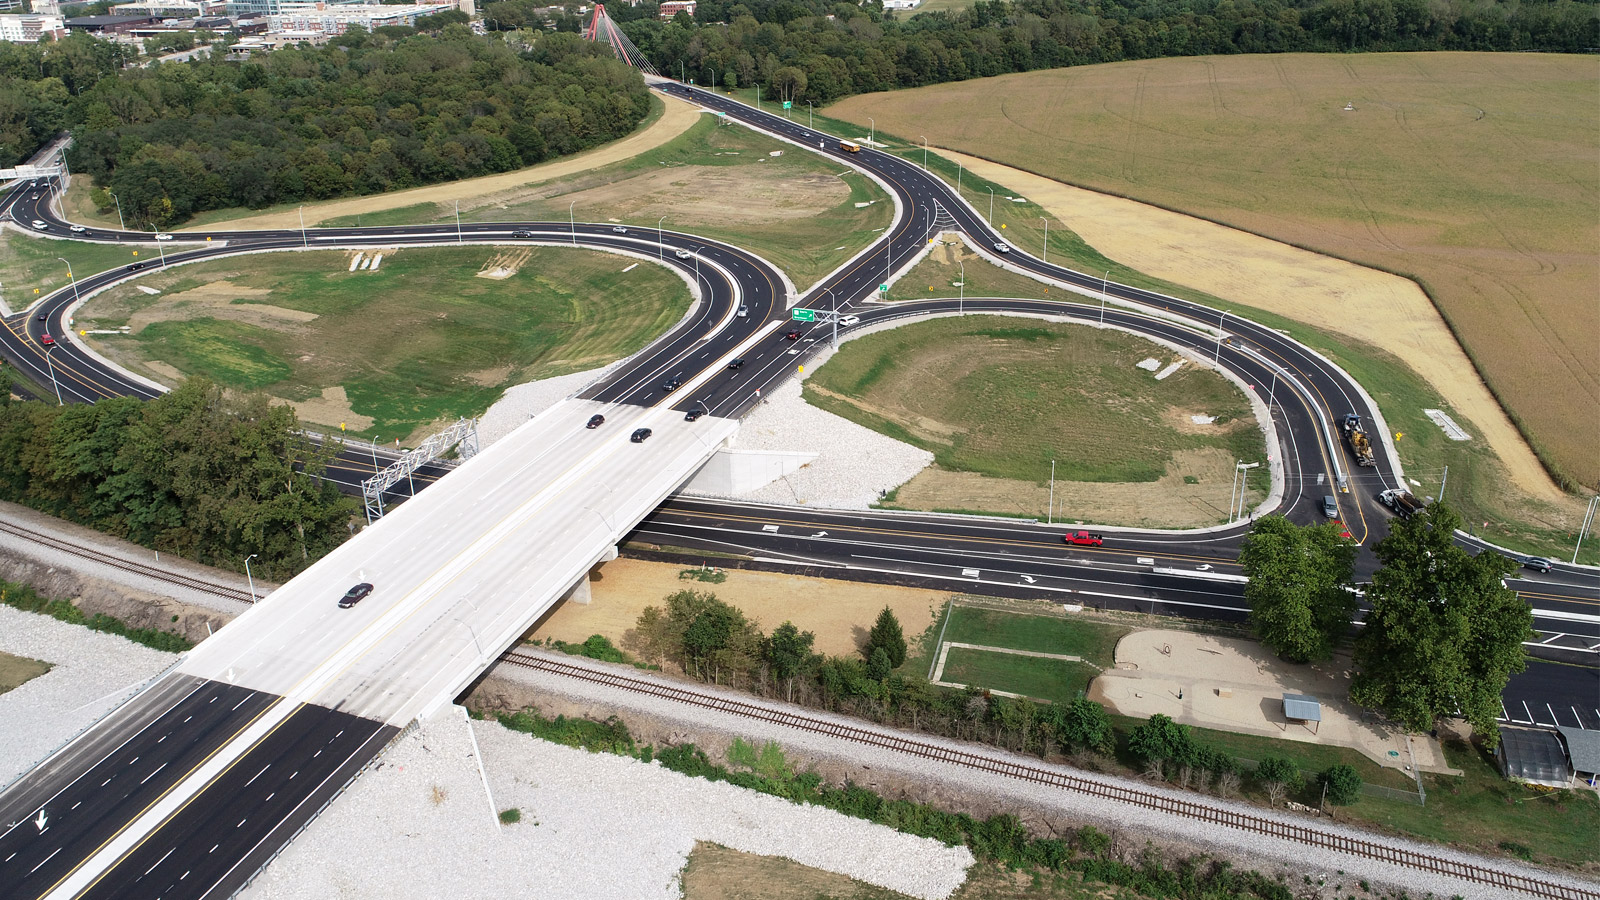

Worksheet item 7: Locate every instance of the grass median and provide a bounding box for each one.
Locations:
[73,246,690,442]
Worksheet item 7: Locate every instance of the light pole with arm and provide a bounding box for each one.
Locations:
[1099,271,1109,324]
[57,258,80,308]
[298,205,307,249]
[826,288,837,349]
[44,347,61,405]
[1214,309,1229,363]
[454,200,462,244]
[920,135,927,170]
[569,200,576,246]
[657,215,666,260]
[244,554,258,602]
[987,186,994,225]
[807,101,813,129]
[1040,217,1048,264]
[110,191,125,231]
[958,259,964,316]
[868,117,874,147]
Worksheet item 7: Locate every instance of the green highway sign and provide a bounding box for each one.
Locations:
[791,309,816,322]
[879,283,889,292]
[783,101,792,109]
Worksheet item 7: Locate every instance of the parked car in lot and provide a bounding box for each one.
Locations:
[69,224,87,233]
[684,408,704,422]
[512,230,534,238]
[338,582,374,609]
[630,428,652,443]
[993,242,1010,253]
[586,414,605,429]
[611,225,628,234]
[1523,556,1554,573]
[839,314,860,326]
[674,248,693,259]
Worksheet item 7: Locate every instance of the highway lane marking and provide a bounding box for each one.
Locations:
[30,847,60,874]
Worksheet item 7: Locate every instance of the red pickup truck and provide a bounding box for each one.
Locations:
[1062,530,1103,546]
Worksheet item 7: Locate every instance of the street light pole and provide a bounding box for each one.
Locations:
[1040,218,1048,264]
[826,288,837,349]
[920,135,928,171]
[1214,309,1229,364]
[57,257,80,308]
[298,205,308,249]
[868,117,874,147]
[807,101,813,129]
[454,200,462,244]
[956,162,962,195]
[958,258,964,316]
[657,215,666,260]
[110,191,125,231]
[987,186,994,225]
[1048,459,1055,525]
[44,347,61,405]
[1099,270,1108,324]
[1573,494,1598,564]
[569,200,576,246]
[244,553,258,602]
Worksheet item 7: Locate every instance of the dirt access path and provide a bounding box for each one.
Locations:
[939,149,1561,504]
[198,97,703,232]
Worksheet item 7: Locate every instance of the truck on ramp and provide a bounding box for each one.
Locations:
[1342,413,1376,467]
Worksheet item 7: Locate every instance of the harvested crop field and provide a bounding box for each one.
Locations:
[74,247,689,442]
[827,52,1600,491]
[803,316,1266,525]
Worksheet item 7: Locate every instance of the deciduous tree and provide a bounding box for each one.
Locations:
[1239,515,1358,663]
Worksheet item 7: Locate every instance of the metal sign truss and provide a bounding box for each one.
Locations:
[362,418,479,523]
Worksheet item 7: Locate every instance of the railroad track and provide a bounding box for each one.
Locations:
[501,650,1599,900]
[0,519,256,605]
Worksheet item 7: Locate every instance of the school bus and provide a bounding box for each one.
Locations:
[839,140,861,153]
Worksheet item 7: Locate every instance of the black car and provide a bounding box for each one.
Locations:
[630,427,652,443]
[36,313,46,321]
[126,263,144,271]
[511,230,534,238]
[727,358,744,369]
[662,378,682,393]
[685,408,704,422]
[338,582,374,609]
[586,414,605,429]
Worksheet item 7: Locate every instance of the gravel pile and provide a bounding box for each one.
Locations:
[0,606,178,788]
[243,705,972,900]
[717,365,933,510]
[488,651,1593,900]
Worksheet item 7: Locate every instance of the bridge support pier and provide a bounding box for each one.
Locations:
[560,545,619,605]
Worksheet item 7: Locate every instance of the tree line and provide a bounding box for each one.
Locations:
[1240,504,1533,744]
[576,0,1598,106]
[36,27,650,228]
[0,377,354,579]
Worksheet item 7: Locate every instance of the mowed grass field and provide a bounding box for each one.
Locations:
[0,232,150,314]
[0,651,50,695]
[826,52,1600,490]
[934,605,1126,703]
[75,247,689,441]
[366,114,892,290]
[804,316,1266,520]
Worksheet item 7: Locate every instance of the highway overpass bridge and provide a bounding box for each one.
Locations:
[0,82,1595,900]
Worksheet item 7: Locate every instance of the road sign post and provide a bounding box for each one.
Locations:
[791,308,816,322]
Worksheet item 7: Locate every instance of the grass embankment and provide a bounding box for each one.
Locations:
[805,315,1267,524]
[73,246,689,442]
[1,579,192,652]
[0,232,149,314]
[823,53,1600,493]
[0,651,50,694]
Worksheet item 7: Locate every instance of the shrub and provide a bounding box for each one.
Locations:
[498,807,521,824]
[1320,764,1363,806]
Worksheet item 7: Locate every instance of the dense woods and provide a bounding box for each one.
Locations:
[563,0,1599,104]
[4,28,649,227]
[0,378,355,579]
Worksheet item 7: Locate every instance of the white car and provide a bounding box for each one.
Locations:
[993,242,1010,253]
[69,224,87,233]
[31,220,48,231]
[839,314,860,326]
[611,225,628,234]
[674,248,693,259]
[154,233,174,241]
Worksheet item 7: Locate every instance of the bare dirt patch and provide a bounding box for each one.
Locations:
[888,447,1249,528]
[280,386,372,431]
[196,95,703,232]
[490,165,850,228]
[476,248,534,280]
[125,281,317,334]
[681,842,913,900]
[530,558,946,658]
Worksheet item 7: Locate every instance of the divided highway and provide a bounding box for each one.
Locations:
[0,80,1594,900]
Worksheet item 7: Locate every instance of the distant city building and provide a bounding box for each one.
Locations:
[267,1,453,33]
[882,0,919,8]
[0,12,66,39]
[63,12,154,32]
[112,0,228,17]
[657,0,692,18]
[0,0,24,12]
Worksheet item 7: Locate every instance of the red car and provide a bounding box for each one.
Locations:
[39,333,55,346]
[784,330,802,341]
[1062,530,1103,546]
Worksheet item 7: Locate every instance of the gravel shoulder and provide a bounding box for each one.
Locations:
[0,606,178,788]
[242,703,973,900]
